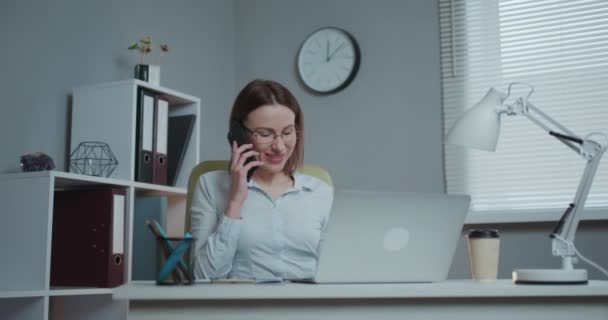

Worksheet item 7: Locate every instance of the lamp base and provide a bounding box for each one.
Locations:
[512,268,588,284]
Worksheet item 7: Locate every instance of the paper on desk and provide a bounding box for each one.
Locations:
[194,277,284,284]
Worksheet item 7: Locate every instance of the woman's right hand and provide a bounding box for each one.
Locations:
[225,141,262,219]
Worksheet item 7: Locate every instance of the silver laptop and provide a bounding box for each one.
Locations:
[309,190,470,283]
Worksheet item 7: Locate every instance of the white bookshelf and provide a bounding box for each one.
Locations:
[48,288,113,296]
[71,79,200,188]
[0,291,47,299]
[0,81,201,320]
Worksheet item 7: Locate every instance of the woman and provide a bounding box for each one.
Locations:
[190,79,334,281]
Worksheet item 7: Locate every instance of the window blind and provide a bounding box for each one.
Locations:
[439,0,608,214]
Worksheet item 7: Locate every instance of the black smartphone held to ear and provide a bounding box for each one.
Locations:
[227,121,257,181]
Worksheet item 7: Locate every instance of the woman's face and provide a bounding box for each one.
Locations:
[244,104,297,174]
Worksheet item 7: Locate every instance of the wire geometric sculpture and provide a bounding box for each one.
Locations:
[70,141,118,177]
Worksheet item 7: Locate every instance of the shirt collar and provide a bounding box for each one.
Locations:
[292,171,319,192]
[246,171,320,192]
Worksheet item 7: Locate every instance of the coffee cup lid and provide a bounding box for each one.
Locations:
[467,229,499,238]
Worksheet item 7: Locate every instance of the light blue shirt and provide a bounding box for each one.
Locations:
[190,170,333,280]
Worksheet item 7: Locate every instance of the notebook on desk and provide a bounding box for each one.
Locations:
[306,190,470,284]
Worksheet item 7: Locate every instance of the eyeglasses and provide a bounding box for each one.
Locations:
[245,126,299,145]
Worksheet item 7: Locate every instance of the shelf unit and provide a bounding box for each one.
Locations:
[71,79,200,188]
[70,79,200,239]
[0,81,200,320]
[0,171,189,319]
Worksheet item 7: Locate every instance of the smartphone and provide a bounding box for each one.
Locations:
[227,121,257,181]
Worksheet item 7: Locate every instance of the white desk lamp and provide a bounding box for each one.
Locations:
[446,83,608,284]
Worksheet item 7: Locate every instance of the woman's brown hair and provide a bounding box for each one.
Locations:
[229,79,304,175]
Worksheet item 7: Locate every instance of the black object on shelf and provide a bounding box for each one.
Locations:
[135,88,154,183]
[20,152,55,172]
[134,64,149,82]
[167,114,196,186]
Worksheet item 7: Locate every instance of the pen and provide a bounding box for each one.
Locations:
[145,219,183,282]
[158,233,193,283]
[145,219,192,283]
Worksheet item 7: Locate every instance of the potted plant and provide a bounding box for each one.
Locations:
[129,36,169,85]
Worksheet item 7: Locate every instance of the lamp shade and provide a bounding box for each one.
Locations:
[445,88,506,152]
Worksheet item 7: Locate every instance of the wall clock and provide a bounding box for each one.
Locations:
[297,27,361,95]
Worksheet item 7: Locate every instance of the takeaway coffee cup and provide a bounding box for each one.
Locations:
[466,229,500,281]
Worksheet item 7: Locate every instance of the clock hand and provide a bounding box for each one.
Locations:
[326,40,330,62]
[328,42,346,61]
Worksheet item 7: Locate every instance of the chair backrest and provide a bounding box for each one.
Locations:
[184,160,332,233]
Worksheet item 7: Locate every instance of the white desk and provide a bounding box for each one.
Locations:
[114,280,608,320]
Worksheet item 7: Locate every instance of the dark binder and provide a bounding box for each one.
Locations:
[167,114,196,186]
[51,187,126,288]
[153,97,169,185]
[135,89,155,183]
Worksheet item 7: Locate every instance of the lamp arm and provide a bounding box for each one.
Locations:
[523,103,582,154]
[558,154,604,243]
[525,103,579,138]
[504,83,582,151]
[515,101,608,260]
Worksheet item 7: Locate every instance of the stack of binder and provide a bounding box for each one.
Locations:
[135,88,168,185]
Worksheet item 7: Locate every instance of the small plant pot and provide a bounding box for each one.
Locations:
[134,64,161,86]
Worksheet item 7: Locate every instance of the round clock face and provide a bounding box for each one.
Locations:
[297,27,360,94]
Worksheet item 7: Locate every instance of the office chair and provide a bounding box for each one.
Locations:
[184,160,333,233]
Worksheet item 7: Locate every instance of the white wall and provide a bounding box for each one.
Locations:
[0,0,236,173]
[235,0,445,192]
[0,0,443,191]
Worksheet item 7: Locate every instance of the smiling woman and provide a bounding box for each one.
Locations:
[189,79,334,281]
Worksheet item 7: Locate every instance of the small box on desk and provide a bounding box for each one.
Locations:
[51,187,126,288]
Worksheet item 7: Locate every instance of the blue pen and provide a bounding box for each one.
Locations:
[158,233,193,282]
[153,220,192,276]
[146,219,193,282]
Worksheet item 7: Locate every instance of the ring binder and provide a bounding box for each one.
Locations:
[136,89,155,183]
[153,98,169,185]
[51,187,126,288]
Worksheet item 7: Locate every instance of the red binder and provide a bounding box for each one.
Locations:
[51,187,126,288]
[153,97,168,185]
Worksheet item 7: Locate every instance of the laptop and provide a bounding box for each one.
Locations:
[308,190,470,283]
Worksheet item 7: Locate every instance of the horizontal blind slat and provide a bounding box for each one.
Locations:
[439,0,608,213]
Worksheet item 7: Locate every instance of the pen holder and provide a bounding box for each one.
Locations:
[156,236,194,285]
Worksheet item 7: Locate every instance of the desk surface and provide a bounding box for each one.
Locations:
[113,280,608,301]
